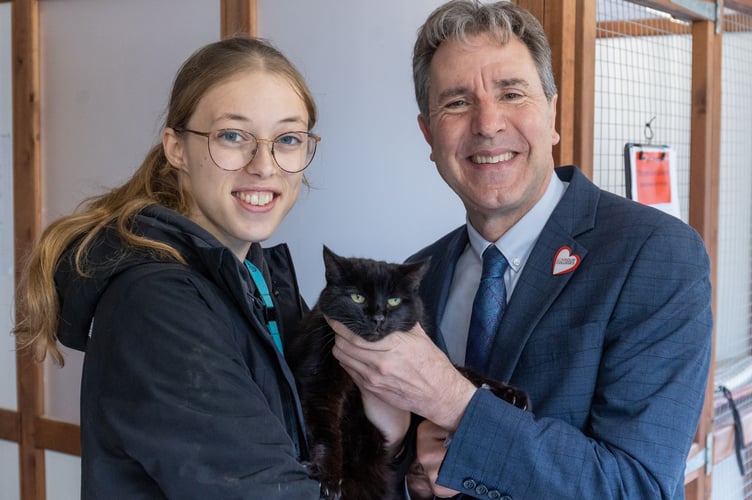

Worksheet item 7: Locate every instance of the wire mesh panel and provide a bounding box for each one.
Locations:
[594,2,752,498]
[712,9,752,500]
[594,0,692,221]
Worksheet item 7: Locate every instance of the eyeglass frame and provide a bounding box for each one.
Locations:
[173,127,321,174]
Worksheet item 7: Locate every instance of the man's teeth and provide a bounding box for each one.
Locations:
[472,152,515,164]
[235,192,274,206]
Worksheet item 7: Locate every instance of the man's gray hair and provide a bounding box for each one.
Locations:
[413,0,557,118]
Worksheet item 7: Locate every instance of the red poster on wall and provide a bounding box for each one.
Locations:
[624,143,680,218]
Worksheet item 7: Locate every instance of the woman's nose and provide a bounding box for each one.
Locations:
[244,139,277,177]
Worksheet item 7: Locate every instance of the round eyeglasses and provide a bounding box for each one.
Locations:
[175,128,321,173]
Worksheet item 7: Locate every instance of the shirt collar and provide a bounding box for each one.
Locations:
[466,172,567,272]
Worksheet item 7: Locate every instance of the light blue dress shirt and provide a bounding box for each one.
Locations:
[440,173,568,364]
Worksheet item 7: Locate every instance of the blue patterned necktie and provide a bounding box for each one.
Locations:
[465,245,509,371]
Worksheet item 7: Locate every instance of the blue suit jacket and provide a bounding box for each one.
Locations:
[408,166,712,499]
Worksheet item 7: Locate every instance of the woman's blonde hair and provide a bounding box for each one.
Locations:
[13,36,317,365]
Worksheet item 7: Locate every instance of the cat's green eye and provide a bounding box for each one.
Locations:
[350,293,366,304]
[387,297,402,307]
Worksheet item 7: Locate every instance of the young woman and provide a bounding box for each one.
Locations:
[14,37,326,498]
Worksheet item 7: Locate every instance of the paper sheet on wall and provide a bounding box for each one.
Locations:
[623,143,680,218]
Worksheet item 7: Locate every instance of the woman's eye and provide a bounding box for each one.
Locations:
[217,129,247,143]
[276,133,303,146]
[350,293,365,304]
[387,297,402,307]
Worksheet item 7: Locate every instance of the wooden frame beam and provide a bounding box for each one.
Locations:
[515,0,584,172]
[6,1,261,498]
[221,0,257,37]
[34,418,81,457]
[12,0,45,499]
[0,408,20,443]
[685,17,721,499]
[574,0,596,178]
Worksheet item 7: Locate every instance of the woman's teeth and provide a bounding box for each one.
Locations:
[235,191,273,206]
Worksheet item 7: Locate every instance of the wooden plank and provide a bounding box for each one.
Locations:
[726,0,752,16]
[34,418,81,457]
[0,408,20,443]
[629,0,715,21]
[517,0,578,168]
[544,0,577,168]
[12,0,45,499]
[684,442,702,484]
[713,411,752,465]
[574,0,596,178]
[597,18,692,38]
[597,14,752,40]
[220,0,257,37]
[685,18,721,500]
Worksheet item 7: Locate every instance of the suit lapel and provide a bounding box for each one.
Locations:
[416,227,469,353]
[485,167,600,381]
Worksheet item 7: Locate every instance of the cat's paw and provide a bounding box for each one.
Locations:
[303,460,343,500]
[456,365,531,411]
[485,382,530,411]
[320,479,343,500]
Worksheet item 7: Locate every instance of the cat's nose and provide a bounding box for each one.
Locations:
[373,314,385,327]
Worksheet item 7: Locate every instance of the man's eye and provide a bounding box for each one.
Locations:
[447,99,467,108]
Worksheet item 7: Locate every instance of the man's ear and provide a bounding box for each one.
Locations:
[417,114,433,148]
[417,114,435,161]
[549,94,560,146]
[162,127,186,169]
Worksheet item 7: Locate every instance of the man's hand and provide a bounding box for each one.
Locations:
[409,420,461,498]
[328,318,476,431]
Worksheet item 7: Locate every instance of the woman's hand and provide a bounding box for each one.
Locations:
[410,419,461,498]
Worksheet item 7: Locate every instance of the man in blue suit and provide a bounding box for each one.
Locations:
[331,1,713,498]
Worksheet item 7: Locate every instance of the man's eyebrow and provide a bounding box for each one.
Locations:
[436,78,532,102]
[436,86,472,103]
[494,78,531,89]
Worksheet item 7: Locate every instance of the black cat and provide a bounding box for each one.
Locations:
[285,246,528,500]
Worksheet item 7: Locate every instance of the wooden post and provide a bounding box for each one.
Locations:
[12,0,45,499]
[686,18,722,500]
[221,0,257,37]
[515,0,582,172]
[574,0,596,178]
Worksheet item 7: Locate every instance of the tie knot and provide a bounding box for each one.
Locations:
[482,246,508,279]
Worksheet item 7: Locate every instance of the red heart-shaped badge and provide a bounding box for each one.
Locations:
[552,246,580,275]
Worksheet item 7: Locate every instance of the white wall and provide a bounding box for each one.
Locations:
[39,0,220,424]
[259,1,463,303]
[0,4,19,497]
[35,0,220,495]
[0,1,16,413]
[14,2,742,499]
[5,1,456,497]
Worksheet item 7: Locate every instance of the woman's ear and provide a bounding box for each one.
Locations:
[162,128,186,169]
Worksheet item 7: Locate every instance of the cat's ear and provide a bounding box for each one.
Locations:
[402,258,431,290]
[322,245,345,283]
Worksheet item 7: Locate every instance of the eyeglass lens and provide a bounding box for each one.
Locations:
[208,129,317,173]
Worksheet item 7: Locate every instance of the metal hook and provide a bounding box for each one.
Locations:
[644,117,656,145]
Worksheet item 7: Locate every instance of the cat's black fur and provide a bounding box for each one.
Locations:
[285,246,529,500]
